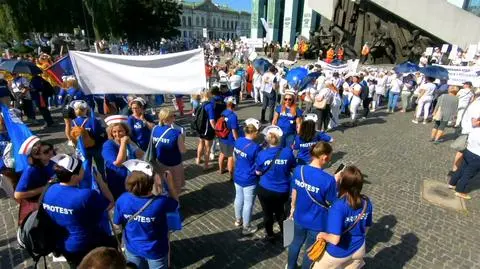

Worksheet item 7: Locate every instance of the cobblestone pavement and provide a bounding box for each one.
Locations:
[1,100,479,269]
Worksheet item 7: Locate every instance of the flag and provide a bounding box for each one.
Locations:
[47,55,74,85]
[1,104,32,172]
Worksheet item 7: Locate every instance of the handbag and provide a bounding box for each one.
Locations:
[313,95,327,109]
[307,196,369,262]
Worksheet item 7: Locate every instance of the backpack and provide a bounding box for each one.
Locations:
[18,182,62,268]
[213,99,226,120]
[215,113,230,139]
[191,102,210,135]
[360,81,369,101]
[70,118,96,148]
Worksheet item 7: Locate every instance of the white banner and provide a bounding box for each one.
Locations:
[316,59,359,74]
[69,49,206,95]
[434,64,480,87]
[245,38,264,48]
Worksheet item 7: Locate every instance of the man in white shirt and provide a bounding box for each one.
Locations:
[349,75,363,123]
[448,96,480,200]
[455,81,474,127]
[260,66,278,124]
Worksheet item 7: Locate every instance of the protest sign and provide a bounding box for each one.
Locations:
[316,59,359,74]
[434,64,480,87]
[441,44,449,53]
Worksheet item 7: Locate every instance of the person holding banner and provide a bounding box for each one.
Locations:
[44,154,116,268]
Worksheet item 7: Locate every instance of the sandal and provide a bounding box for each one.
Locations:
[455,192,472,200]
[447,184,455,189]
[195,158,202,165]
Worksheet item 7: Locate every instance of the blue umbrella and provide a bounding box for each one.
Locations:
[286,67,308,89]
[253,58,272,74]
[394,61,420,73]
[0,60,43,75]
[419,65,449,80]
[299,72,321,90]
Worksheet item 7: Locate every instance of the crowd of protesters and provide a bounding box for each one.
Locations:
[0,38,479,269]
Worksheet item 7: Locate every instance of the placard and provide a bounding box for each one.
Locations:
[449,45,458,60]
[441,44,449,53]
[465,44,477,61]
[434,64,480,87]
[425,47,433,56]
[202,28,207,38]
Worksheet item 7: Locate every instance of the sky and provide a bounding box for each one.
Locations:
[186,0,252,12]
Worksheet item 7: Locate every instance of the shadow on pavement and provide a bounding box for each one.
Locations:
[364,233,419,269]
[366,214,397,253]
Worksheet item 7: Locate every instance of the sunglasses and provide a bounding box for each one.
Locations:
[284,98,293,101]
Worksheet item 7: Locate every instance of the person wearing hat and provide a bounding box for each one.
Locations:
[287,142,337,269]
[152,108,186,195]
[43,154,115,268]
[273,89,303,147]
[10,73,36,123]
[218,96,239,179]
[293,114,333,165]
[14,136,56,225]
[255,126,296,242]
[455,81,475,128]
[114,159,179,269]
[128,98,155,151]
[232,118,262,235]
[102,115,144,199]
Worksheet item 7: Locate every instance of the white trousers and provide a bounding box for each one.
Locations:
[416,96,432,120]
[329,104,341,128]
[350,98,362,121]
[312,242,366,269]
[254,87,263,103]
[455,107,466,127]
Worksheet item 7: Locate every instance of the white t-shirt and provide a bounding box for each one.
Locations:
[466,100,480,155]
[229,74,242,90]
[279,78,288,96]
[375,77,387,95]
[351,83,362,102]
[461,99,480,135]
[390,78,403,93]
[316,88,333,104]
[457,88,473,109]
[262,72,276,94]
[419,82,436,98]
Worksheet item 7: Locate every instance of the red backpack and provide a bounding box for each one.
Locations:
[215,116,230,139]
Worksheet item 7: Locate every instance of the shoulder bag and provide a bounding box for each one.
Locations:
[299,165,330,209]
[144,126,172,173]
[307,196,369,262]
[259,148,283,176]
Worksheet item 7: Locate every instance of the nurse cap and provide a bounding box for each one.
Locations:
[123,159,153,177]
[130,97,147,107]
[262,125,283,137]
[104,115,128,126]
[284,89,296,96]
[51,154,81,173]
[70,100,88,110]
[304,113,318,123]
[245,118,260,130]
[18,135,40,155]
[224,96,236,105]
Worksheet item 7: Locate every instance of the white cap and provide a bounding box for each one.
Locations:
[130,97,147,107]
[123,159,153,177]
[304,113,318,122]
[104,115,128,126]
[245,118,260,130]
[224,96,236,104]
[262,125,283,137]
[284,89,296,96]
[51,154,81,173]
[71,100,88,110]
[19,135,40,155]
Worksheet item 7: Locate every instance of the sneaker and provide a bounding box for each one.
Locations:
[423,121,427,125]
[412,119,419,124]
[234,220,242,227]
[242,226,258,235]
[447,184,455,189]
[209,153,215,161]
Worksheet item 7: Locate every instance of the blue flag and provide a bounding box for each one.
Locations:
[1,104,32,172]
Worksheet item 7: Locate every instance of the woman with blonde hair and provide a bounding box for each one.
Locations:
[312,166,373,269]
[232,118,262,235]
[102,115,144,199]
[255,126,296,242]
[152,108,186,194]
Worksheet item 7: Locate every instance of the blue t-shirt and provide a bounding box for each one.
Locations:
[293,132,333,165]
[15,161,55,193]
[153,125,182,166]
[43,184,109,253]
[102,140,138,199]
[219,109,238,146]
[204,101,215,121]
[255,147,296,193]
[275,106,303,135]
[0,132,10,170]
[291,165,337,231]
[233,137,261,187]
[72,116,105,141]
[326,197,373,258]
[114,193,178,259]
[128,114,154,151]
[67,87,86,101]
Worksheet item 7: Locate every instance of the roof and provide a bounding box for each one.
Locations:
[181,0,250,15]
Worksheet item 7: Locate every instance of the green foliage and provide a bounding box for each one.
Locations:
[0,0,182,42]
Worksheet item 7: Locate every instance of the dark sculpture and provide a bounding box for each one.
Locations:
[402,30,434,63]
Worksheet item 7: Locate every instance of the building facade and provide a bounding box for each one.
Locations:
[177,0,251,40]
[251,0,321,46]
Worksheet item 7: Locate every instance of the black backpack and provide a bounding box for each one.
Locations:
[18,182,63,268]
[213,99,226,121]
[359,81,369,100]
[191,102,210,135]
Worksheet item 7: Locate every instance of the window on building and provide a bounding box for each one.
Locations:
[196,17,199,26]
[189,31,192,37]
[223,20,225,28]
[213,18,216,28]
[183,31,187,37]
[188,17,192,26]
[201,17,205,27]
[235,21,238,29]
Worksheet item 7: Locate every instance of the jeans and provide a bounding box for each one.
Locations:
[287,222,319,269]
[261,91,276,122]
[387,91,400,111]
[234,183,256,228]
[125,249,168,269]
[257,185,289,236]
[449,150,480,193]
